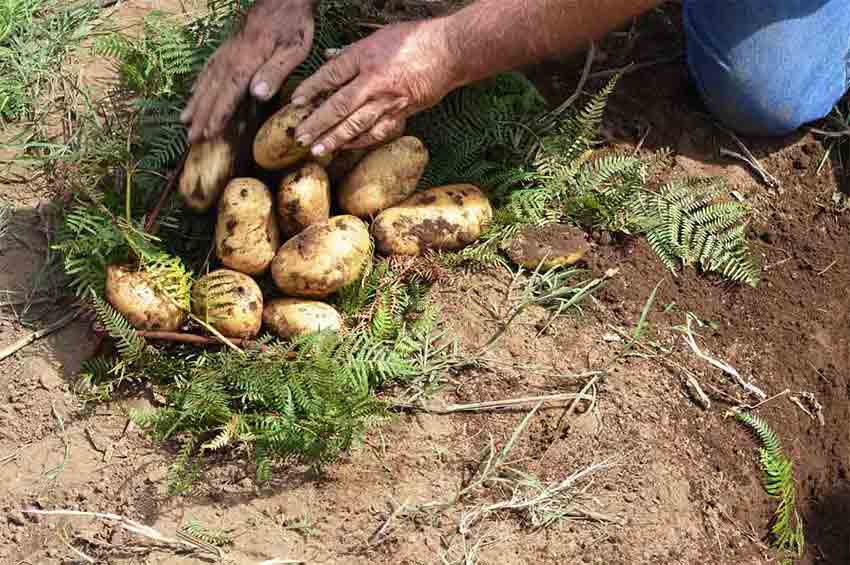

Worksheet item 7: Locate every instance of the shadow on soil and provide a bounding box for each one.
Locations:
[807,485,850,564]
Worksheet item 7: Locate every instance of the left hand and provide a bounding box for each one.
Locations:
[290,18,459,156]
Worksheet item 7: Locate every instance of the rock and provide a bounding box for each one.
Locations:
[24,357,63,390]
[7,510,25,526]
[504,224,591,270]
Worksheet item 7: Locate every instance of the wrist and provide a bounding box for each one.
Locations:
[427,16,469,91]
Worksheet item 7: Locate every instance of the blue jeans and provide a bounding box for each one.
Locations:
[684,0,850,136]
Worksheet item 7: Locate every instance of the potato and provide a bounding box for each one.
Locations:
[277,162,331,239]
[271,215,371,298]
[215,177,280,275]
[338,136,429,218]
[371,184,493,256]
[504,224,591,270]
[191,269,263,338]
[105,264,187,331]
[178,137,235,212]
[263,298,343,339]
[253,103,313,170]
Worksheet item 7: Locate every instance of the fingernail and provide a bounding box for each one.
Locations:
[296,135,311,147]
[291,96,307,107]
[253,81,270,99]
[311,143,326,157]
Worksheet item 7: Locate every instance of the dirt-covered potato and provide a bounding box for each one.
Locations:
[253,103,313,170]
[277,162,331,239]
[271,215,371,298]
[504,224,591,269]
[178,137,235,212]
[262,298,343,339]
[105,265,187,331]
[338,136,429,218]
[372,184,493,256]
[215,178,280,275]
[191,269,263,338]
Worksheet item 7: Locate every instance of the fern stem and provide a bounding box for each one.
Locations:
[145,152,187,235]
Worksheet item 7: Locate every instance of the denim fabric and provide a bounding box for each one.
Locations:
[683,0,850,136]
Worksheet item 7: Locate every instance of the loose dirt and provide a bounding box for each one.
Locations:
[1,3,848,564]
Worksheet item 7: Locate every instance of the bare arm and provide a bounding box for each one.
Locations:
[293,0,664,155]
[443,0,665,88]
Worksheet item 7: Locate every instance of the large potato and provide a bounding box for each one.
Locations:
[178,137,235,212]
[105,264,187,331]
[263,298,343,339]
[215,178,280,275]
[371,184,493,256]
[253,103,312,170]
[338,136,429,218]
[277,162,331,239]
[191,269,263,338]
[271,215,371,298]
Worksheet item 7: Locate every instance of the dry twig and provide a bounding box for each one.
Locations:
[0,310,79,362]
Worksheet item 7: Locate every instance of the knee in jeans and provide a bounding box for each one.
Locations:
[694,63,813,136]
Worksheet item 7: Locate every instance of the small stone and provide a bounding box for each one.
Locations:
[7,510,26,526]
[24,357,63,391]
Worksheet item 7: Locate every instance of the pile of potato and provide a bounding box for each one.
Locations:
[106,103,493,341]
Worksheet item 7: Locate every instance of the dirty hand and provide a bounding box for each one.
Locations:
[290,18,458,156]
[180,0,315,143]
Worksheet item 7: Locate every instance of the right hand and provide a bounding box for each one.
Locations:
[180,0,315,144]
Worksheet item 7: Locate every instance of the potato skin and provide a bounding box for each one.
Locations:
[263,298,343,339]
[191,269,263,338]
[253,104,312,170]
[215,178,280,275]
[338,136,429,218]
[178,138,235,212]
[271,215,371,298]
[371,184,493,256]
[105,265,187,331]
[277,162,331,239]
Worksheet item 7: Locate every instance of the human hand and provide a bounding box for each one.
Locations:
[289,18,459,156]
[180,0,315,143]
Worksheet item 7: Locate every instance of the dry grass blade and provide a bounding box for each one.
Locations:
[0,309,79,362]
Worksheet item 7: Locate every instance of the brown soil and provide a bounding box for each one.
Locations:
[1,3,849,564]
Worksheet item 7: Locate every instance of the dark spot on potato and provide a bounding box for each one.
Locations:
[240,188,249,198]
[418,194,437,205]
[292,170,303,183]
[191,180,204,200]
[286,126,296,137]
[226,219,238,234]
[249,301,259,311]
[450,192,464,206]
[221,244,235,256]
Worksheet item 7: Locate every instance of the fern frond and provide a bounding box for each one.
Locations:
[90,293,147,362]
[735,411,805,557]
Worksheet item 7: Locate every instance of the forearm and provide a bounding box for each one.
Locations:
[440,0,665,88]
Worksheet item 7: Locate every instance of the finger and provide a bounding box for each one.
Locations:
[250,24,314,101]
[194,59,260,143]
[310,100,389,157]
[290,50,359,106]
[180,53,220,124]
[344,115,406,149]
[294,79,370,146]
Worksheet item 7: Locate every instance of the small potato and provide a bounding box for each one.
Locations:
[215,178,280,275]
[179,138,235,212]
[105,264,187,331]
[277,162,331,239]
[338,136,429,218]
[263,298,343,339]
[191,269,263,338]
[271,215,371,298]
[371,184,493,256]
[253,103,313,170]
